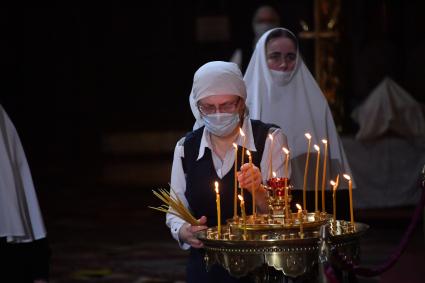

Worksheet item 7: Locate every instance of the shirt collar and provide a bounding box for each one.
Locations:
[197,116,257,161]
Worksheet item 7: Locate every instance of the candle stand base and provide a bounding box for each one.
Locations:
[197,218,368,281]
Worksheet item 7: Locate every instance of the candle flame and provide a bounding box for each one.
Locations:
[268,133,273,141]
[296,203,302,210]
[238,194,244,201]
[246,150,251,156]
[343,174,351,181]
[335,174,340,186]
[282,147,289,154]
[232,142,237,149]
[314,144,320,151]
[272,171,276,178]
[322,139,328,144]
[214,181,219,193]
[239,128,245,137]
[305,133,312,139]
[330,180,336,186]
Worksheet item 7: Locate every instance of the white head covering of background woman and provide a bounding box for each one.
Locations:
[244,28,353,189]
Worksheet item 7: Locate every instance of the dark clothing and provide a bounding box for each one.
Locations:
[240,44,254,74]
[0,237,50,283]
[182,119,276,283]
[291,190,351,220]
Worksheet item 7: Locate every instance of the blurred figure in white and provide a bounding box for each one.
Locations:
[0,104,50,283]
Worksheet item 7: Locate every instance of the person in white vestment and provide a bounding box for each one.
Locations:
[0,105,50,283]
[245,28,354,218]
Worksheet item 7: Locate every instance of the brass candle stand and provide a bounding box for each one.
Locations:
[197,178,369,281]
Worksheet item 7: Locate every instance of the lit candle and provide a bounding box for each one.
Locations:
[239,128,246,199]
[232,143,238,219]
[238,194,247,239]
[239,128,246,166]
[282,147,290,187]
[268,134,274,180]
[314,144,320,212]
[343,174,354,226]
[214,181,221,239]
[296,203,304,238]
[282,168,290,221]
[330,174,339,222]
[321,139,328,212]
[303,133,312,210]
[246,150,255,217]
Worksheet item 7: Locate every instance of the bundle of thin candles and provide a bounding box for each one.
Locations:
[149,188,199,225]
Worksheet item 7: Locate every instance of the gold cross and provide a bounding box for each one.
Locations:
[298,0,340,84]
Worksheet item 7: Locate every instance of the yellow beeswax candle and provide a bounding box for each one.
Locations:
[314,144,320,212]
[321,139,328,212]
[303,133,312,210]
[232,143,238,219]
[268,134,274,180]
[282,147,290,187]
[214,181,221,239]
[246,150,255,217]
[296,203,304,238]
[343,174,354,226]
[238,194,247,239]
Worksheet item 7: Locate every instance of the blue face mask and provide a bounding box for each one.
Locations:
[203,112,240,137]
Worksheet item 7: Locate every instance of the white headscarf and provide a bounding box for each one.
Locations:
[0,105,46,242]
[245,28,353,190]
[189,61,247,130]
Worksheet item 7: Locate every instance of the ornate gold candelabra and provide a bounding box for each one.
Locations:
[197,178,368,282]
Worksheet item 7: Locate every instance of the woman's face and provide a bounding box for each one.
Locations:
[266,36,297,72]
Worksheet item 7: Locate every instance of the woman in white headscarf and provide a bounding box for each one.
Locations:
[0,105,50,283]
[166,61,289,283]
[245,28,353,217]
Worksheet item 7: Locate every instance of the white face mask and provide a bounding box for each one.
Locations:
[203,112,240,137]
[253,23,277,38]
[269,69,293,86]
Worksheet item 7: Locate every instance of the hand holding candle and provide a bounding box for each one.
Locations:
[214,181,221,239]
[321,139,328,212]
[343,174,354,226]
[314,144,320,212]
[303,133,312,210]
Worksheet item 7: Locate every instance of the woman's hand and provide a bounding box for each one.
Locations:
[178,216,208,248]
[237,163,262,193]
[237,163,269,213]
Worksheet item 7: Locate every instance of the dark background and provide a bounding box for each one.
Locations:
[1,0,424,189]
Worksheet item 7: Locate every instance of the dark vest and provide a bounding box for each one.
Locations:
[182,120,276,227]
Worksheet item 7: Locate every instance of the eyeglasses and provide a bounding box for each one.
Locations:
[198,98,240,115]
